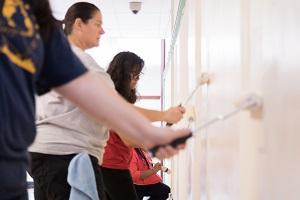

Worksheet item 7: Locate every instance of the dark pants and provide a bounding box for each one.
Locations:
[101,167,139,200]
[30,153,106,200]
[0,159,28,200]
[1,193,28,200]
[134,183,170,200]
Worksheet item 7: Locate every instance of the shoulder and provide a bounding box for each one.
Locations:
[69,45,116,88]
[36,30,87,95]
[71,46,103,71]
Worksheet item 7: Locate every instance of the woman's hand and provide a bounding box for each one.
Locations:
[153,162,162,172]
[163,105,185,124]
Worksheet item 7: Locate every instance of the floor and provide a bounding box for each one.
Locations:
[27,173,34,200]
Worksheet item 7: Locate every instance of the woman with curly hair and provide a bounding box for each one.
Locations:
[101,51,184,200]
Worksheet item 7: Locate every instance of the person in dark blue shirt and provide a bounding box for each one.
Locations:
[0,0,190,199]
[0,1,87,199]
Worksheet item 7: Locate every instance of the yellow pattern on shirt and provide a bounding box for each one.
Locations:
[0,0,37,73]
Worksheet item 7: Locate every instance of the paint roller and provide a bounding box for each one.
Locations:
[150,94,263,156]
[166,72,213,126]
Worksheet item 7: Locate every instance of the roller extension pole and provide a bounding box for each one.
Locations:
[151,94,263,156]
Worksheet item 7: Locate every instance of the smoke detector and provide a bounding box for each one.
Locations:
[129,1,142,14]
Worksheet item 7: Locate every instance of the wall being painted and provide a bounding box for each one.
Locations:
[165,0,300,199]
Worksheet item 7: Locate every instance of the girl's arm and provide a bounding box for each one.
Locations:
[55,72,190,159]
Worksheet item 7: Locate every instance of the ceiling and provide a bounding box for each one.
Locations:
[49,0,172,98]
[49,0,172,38]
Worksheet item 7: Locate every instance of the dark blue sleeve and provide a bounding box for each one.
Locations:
[36,30,87,95]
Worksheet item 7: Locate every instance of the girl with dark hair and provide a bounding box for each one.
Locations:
[25,0,60,42]
[101,52,185,200]
[130,148,171,200]
[0,1,190,199]
[106,51,144,104]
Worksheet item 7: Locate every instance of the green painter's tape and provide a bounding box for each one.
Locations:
[163,0,187,80]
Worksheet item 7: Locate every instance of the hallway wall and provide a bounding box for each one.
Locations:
[165,0,300,199]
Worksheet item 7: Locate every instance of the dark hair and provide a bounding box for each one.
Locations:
[26,0,60,42]
[107,52,144,104]
[63,2,100,35]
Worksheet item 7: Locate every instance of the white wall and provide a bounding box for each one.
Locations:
[166,0,300,199]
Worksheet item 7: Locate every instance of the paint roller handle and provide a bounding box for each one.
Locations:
[149,132,193,156]
[166,122,173,126]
